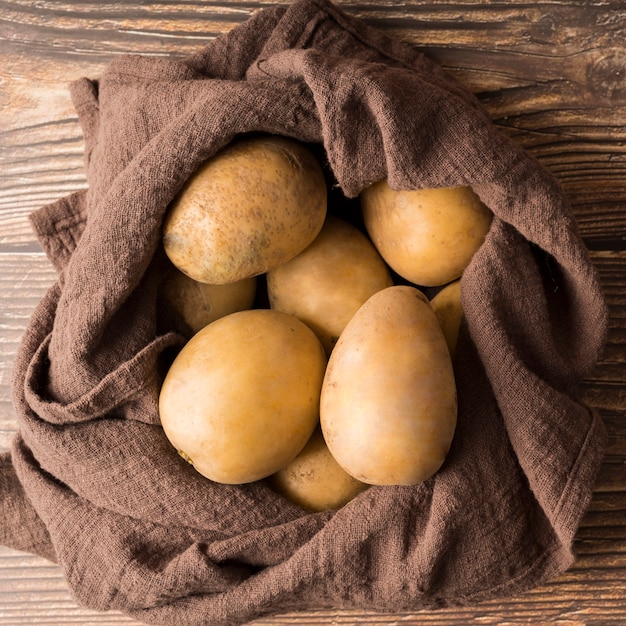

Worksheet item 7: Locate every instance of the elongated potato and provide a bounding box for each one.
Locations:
[268,427,369,511]
[360,182,492,287]
[320,285,457,485]
[267,214,393,355]
[163,135,327,284]
[159,309,327,484]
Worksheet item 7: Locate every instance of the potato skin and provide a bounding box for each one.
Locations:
[158,309,327,484]
[162,135,327,284]
[267,214,393,355]
[430,279,463,357]
[320,285,457,486]
[268,427,369,511]
[158,265,257,337]
[360,182,492,287]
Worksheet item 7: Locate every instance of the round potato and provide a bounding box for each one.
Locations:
[430,279,463,357]
[320,285,457,486]
[268,427,369,511]
[159,309,327,484]
[159,265,257,337]
[163,135,327,285]
[360,182,492,287]
[267,214,393,355]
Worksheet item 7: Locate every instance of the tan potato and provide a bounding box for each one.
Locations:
[360,182,492,287]
[163,135,327,285]
[320,285,457,486]
[159,309,327,484]
[267,214,393,355]
[268,427,369,511]
[159,265,257,337]
[430,279,463,357]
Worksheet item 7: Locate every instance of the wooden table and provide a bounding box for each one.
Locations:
[1,1,624,624]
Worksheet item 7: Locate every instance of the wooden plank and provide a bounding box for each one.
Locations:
[0,547,139,625]
[0,250,624,442]
[1,1,624,624]
[0,253,55,449]
[1,2,625,246]
[0,543,624,626]
[0,252,623,626]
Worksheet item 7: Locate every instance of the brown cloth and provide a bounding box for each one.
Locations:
[1,0,608,624]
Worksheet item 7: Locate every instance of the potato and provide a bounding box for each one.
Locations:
[430,279,462,357]
[360,182,492,287]
[163,135,327,285]
[267,214,393,355]
[268,427,369,511]
[159,309,327,484]
[158,265,257,337]
[320,285,457,485]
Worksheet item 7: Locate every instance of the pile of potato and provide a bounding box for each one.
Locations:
[157,134,492,511]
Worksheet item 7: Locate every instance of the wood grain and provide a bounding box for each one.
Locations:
[2,2,625,246]
[1,0,624,624]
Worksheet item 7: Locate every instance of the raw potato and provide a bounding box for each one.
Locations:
[159,265,257,337]
[159,309,327,484]
[267,214,393,355]
[360,182,492,287]
[430,279,463,357]
[269,427,369,511]
[162,135,327,285]
[320,285,457,486]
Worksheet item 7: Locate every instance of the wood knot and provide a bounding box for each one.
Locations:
[535,14,557,42]
[586,50,626,102]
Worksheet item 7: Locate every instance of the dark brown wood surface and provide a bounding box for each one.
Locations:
[1,1,624,624]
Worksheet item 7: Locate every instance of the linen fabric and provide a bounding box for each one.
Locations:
[1,1,607,624]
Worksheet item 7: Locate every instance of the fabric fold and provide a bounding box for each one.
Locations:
[3,1,606,624]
